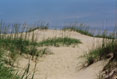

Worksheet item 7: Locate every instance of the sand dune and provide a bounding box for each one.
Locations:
[16,30,107,79]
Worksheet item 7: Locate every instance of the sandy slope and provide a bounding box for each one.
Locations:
[16,30,107,79]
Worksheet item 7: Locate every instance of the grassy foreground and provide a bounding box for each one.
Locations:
[0,36,40,79]
[0,49,19,79]
[0,22,51,79]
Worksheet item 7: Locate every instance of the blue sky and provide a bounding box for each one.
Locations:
[0,0,116,28]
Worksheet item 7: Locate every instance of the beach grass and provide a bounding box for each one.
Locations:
[62,25,115,39]
[83,29,117,78]
[38,37,81,47]
[62,25,93,36]
[0,22,50,79]
[0,49,19,79]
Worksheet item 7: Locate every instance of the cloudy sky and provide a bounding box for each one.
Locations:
[0,0,116,28]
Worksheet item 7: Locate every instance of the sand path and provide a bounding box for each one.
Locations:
[17,30,107,79]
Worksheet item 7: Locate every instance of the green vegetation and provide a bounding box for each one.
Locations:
[0,37,37,53]
[83,30,117,78]
[94,31,115,39]
[38,37,81,47]
[0,21,115,79]
[28,23,49,32]
[28,26,48,32]
[62,25,115,39]
[0,49,19,79]
[0,22,50,79]
[84,40,117,66]
[62,25,93,36]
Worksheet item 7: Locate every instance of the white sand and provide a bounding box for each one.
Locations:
[16,30,107,79]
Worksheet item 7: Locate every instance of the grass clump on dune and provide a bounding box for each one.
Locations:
[0,22,51,79]
[28,23,49,32]
[62,25,93,36]
[38,37,81,47]
[28,26,48,32]
[0,62,19,79]
[0,37,38,55]
[0,49,19,79]
[62,25,115,39]
[84,37,117,79]
[84,39,117,66]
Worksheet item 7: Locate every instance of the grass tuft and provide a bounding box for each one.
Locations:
[38,37,81,47]
[62,26,115,39]
[0,49,19,79]
[28,25,48,32]
[62,25,93,36]
[84,39,117,66]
